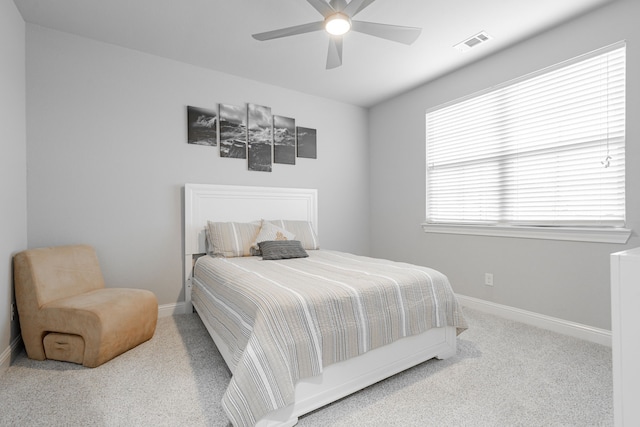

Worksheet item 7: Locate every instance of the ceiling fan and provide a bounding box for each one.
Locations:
[251,0,422,69]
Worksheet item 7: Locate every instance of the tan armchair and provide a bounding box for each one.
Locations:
[14,244,158,368]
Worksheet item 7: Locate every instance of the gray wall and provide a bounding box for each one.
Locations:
[369,0,639,330]
[25,25,370,307]
[0,0,27,368]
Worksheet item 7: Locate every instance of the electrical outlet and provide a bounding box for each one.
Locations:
[10,303,15,321]
[484,273,494,286]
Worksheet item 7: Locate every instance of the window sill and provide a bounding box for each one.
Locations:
[421,223,632,244]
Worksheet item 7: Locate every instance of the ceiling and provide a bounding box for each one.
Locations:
[14,0,614,107]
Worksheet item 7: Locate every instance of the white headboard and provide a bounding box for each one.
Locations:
[185,183,318,256]
[183,183,318,306]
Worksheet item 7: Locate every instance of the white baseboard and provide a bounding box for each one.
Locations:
[158,302,189,317]
[456,294,612,347]
[0,336,23,376]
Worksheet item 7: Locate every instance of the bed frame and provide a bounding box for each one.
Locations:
[184,183,457,427]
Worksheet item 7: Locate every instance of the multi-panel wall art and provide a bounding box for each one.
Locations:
[187,103,316,172]
[247,104,272,172]
[296,127,317,159]
[187,106,218,146]
[219,104,247,159]
[274,116,296,165]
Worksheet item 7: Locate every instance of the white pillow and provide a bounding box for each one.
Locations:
[267,220,319,250]
[252,220,295,249]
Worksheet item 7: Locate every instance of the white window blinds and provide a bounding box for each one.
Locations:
[425,43,626,227]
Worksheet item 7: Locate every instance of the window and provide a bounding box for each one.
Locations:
[424,42,628,243]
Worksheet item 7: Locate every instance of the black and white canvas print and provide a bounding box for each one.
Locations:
[296,126,317,159]
[187,105,218,146]
[273,116,296,165]
[247,103,273,172]
[219,104,247,159]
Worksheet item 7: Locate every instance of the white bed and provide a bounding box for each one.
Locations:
[184,183,464,427]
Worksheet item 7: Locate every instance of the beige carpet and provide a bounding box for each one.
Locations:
[0,308,613,426]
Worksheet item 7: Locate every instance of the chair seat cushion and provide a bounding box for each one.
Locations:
[41,288,158,367]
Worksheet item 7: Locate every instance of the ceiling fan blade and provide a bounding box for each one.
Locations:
[329,0,348,12]
[252,21,324,41]
[326,36,343,69]
[351,20,422,45]
[343,0,377,18]
[306,0,335,17]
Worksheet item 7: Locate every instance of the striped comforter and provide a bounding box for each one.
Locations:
[193,250,467,426]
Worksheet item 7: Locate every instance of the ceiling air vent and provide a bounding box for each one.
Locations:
[454,31,492,52]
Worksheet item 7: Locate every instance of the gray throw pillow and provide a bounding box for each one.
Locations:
[258,240,309,260]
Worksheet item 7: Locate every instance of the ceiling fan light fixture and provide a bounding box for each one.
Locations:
[325,13,351,36]
[251,0,422,69]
